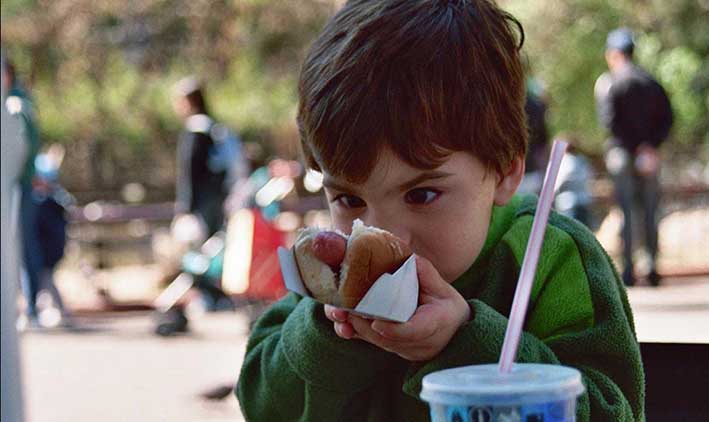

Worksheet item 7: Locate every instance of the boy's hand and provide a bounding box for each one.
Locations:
[324,255,471,361]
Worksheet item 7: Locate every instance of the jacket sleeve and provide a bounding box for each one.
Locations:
[651,81,673,147]
[175,135,191,214]
[236,293,399,421]
[402,217,644,422]
[188,131,213,210]
[594,72,615,132]
[20,110,41,171]
[605,82,626,140]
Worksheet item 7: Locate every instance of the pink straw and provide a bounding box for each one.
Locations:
[498,139,568,374]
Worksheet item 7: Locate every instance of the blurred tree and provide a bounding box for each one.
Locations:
[506,0,708,156]
[2,0,706,200]
[1,0,336,201]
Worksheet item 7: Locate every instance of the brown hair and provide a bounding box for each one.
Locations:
[174,76,210,116]
[298,0,526,182]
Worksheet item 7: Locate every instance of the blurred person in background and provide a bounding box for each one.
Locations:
[524,76,549,176]
[30,147,75,327]
[173,76,231,237]
[595,28,673,286]
[3,57,44,328]
[167,76,247,316]
[518,75,549,195]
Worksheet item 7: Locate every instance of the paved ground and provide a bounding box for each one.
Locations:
[17,275,708,422]
[626,276,709,343]
[19,311,251,422]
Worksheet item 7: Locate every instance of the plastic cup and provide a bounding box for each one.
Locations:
[420,363,584,422]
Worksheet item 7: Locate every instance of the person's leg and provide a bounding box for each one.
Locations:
[612,160,636,286]
[640,172,661,286]
[19,187,43,320]
[18,269,34,324]
[40,268,67,316]
[193,276,233,311]
[198,196,225,238]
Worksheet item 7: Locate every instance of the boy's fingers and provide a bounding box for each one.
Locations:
[324,305,336,321]
[348,314,379,340]
[334,321,355,339]
[348,315,399,349]
[324,304,348,322]
[371,307,437,341]
[415,255,453,297]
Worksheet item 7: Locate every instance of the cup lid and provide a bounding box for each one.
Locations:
[421,363,584,406]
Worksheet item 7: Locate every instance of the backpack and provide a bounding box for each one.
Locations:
[207,123,248,190]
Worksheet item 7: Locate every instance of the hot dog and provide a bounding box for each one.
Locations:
[312,231,347,272]
[293,220,412,308]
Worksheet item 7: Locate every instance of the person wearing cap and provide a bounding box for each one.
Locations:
[594,28,673,287]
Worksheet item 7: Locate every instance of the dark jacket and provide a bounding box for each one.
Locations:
[524,92,549,173]
[37,194,69,269]
[175,114,227,235]
[597,64,673,152]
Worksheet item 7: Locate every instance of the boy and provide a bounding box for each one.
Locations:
[237,1,644,421]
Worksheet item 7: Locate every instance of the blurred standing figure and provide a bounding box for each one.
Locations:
[173,76,241,236]
[525,77,549,175]
[169,76,244,315]
[3,58,43,326]
[595,28,673,286]
[517,77,549,196]
[32,148,74,326]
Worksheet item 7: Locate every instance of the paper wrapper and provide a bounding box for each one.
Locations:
[277,246,419,323]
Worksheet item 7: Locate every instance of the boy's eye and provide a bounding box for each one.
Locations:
[333,194,366,209]
[404,188,441,205]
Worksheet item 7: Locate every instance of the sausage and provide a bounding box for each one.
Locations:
[312,231,347,272]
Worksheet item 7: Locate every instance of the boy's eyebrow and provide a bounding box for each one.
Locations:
[397,171,453,192]
[323,171,453,193]
[322,177,358,193]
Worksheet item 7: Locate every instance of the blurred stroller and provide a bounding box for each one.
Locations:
[152,160,296,336]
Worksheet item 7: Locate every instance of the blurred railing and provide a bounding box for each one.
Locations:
[64,180,707,271]
[69,201,175,224]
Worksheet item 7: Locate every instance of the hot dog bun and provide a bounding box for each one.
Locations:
[293,227,341,306]
[293,220,412,308]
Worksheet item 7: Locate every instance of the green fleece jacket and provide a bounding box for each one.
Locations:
[236,195,644,421]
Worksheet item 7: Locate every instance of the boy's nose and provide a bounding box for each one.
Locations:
[362,214,412,246]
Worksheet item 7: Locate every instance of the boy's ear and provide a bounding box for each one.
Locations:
[493,156,524,206]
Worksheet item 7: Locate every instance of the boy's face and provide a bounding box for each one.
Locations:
[322,149,518,283]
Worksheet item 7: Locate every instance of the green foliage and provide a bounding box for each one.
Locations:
[649,44,703,143]
[0,0,38,17]
[506,0,709,154]
[2,0,706,196]
[1,0,333,194]
[209,55,298,132]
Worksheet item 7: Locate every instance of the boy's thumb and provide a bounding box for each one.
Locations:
[415,255,450,296]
